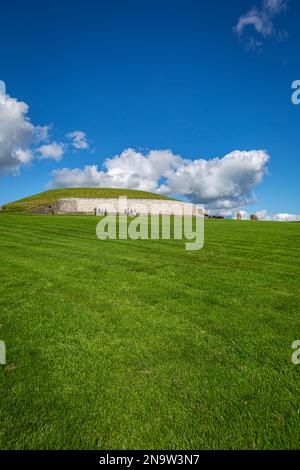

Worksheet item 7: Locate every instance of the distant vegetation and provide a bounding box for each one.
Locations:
[1,188,174,212]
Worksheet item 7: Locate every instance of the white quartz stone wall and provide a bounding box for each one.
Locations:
[53,198,204,217]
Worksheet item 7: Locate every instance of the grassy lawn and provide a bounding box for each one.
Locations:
[0,213,299,450]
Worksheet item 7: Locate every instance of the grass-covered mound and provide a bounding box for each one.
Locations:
[2,188,173,212]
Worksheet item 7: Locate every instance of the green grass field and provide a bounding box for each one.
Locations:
[0,213,299,450]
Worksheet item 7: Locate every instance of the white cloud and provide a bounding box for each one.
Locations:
[50,148,269,210]
[264,0,288,15]
[213,208,300,221]
[256,209,300,222]
[37,142,65,161]
[235,8,273,38]
[210,208,300,221]
[34,125,50,144]
[234,0,288,51]
[0,85,91,174]
[14,148,33,165]
[159,150,269,209]
[67,131,90,150]
[0,94,46,175]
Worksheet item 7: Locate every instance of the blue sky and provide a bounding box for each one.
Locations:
[0,0,299,218]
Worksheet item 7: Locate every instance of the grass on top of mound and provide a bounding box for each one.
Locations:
[2,188,174,212]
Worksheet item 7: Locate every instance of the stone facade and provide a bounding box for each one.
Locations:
[46,198,205,217]
[30,205,56,215]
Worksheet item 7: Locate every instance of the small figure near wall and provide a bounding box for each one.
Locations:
[0,340,6,365]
